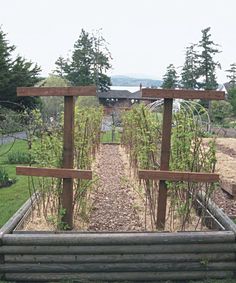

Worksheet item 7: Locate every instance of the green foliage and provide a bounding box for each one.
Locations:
[101,130,121,143]
[30,106,103,229]
[0,28,41,111]
[211,100,233,123]
[161,64,178,89]
[226,62,236,88]
[0,167,11,187]
[31,132,62,168]
[228,88,236,116]
[170,105,217,229]
[197,27,221,91]
[0,140,29,228]
[180,27,221,98]
[122,104,217,231]
[122,104,162,229]
[181,44,199,89]
[122,104,161,171]
[0,106,24,134]
[76,96,100,108]
[36,74,69,123]
[54,29,112,91]
[7,151,31,164]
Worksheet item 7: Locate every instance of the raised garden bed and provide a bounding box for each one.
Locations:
[0,188,236,282]
[1,87,235,282]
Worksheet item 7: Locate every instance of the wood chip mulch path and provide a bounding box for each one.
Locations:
[88,144,145,232]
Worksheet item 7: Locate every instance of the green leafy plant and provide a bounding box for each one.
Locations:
[0,167,16,188]
[121,103,217,231]
[29,106,103,230]
[7,151,32,164]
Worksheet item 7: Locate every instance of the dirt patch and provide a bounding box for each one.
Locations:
[205,138,236,217]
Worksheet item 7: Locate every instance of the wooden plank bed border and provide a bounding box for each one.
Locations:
[3,231,234,246]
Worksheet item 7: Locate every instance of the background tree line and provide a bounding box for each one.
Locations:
[0,28,112,113]
[161,27,236,125]
[1,25,236,127]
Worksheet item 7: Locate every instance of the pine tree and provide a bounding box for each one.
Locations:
[180,44,198,89]
[0,28,41,110]
[197,27,221,91]
[0,28,14,91]
[55,29,112,91]
[161,64,178,89]
[54,56,68,78]
[226,63,236,88]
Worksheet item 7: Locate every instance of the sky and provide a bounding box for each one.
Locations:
[0,0,235,83]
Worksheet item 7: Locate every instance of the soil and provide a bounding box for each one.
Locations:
[88,144,145,231]
[209,138,236,217]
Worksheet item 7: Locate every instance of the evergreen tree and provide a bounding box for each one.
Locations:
[161,64,178,89]
[197,27,221,90]
[0,28,41,111]
[180,44,198,89]
[54,56,68,78]
[55,29,112,91]
[226,63,236,88]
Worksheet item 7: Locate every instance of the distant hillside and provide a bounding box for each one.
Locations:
[111,75,162,87]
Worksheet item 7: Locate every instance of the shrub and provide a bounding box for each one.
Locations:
[0,167,16,188]
[7,151,31,164]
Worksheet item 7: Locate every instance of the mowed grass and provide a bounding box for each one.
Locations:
[0,140,29,228]
[101,130,121,143]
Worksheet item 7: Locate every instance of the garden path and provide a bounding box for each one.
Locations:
[88,144,144,231]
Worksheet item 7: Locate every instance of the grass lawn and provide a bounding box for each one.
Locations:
[0,140,29,228]
[101,129,121,143]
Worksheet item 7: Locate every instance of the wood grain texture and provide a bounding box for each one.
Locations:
[62,96,74,229]
[142,88,225,100]
[3,231,234,245]
[1,243,235,255]
[16,167,92,179]
[5,253,235,263]
[4,271,234,281]
[1,262,236,273]
[139,170,219,183]
[17,86,96,97]
[157,98,173,229]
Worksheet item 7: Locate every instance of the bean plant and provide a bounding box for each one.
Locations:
[122,103,217,231]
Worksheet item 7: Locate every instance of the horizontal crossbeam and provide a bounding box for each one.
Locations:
[17,86,96,97]
[141,89,225,100]
[139,170,219,183]
[16,166,92,180]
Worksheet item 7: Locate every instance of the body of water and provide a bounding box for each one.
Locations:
[110,86,140,92]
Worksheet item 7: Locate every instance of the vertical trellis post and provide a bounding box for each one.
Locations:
[16,86,96,229]
[157,98,173,229]
[62,96,75,227]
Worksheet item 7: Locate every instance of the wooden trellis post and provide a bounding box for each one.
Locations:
[16,86,96,229]
[139,89,225,230]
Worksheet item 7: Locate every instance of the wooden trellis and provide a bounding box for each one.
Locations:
[139,88,225,230]
[16,86,96,229]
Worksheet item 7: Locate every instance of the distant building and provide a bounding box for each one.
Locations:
[97,90,141,114]
[97,87,164,114]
